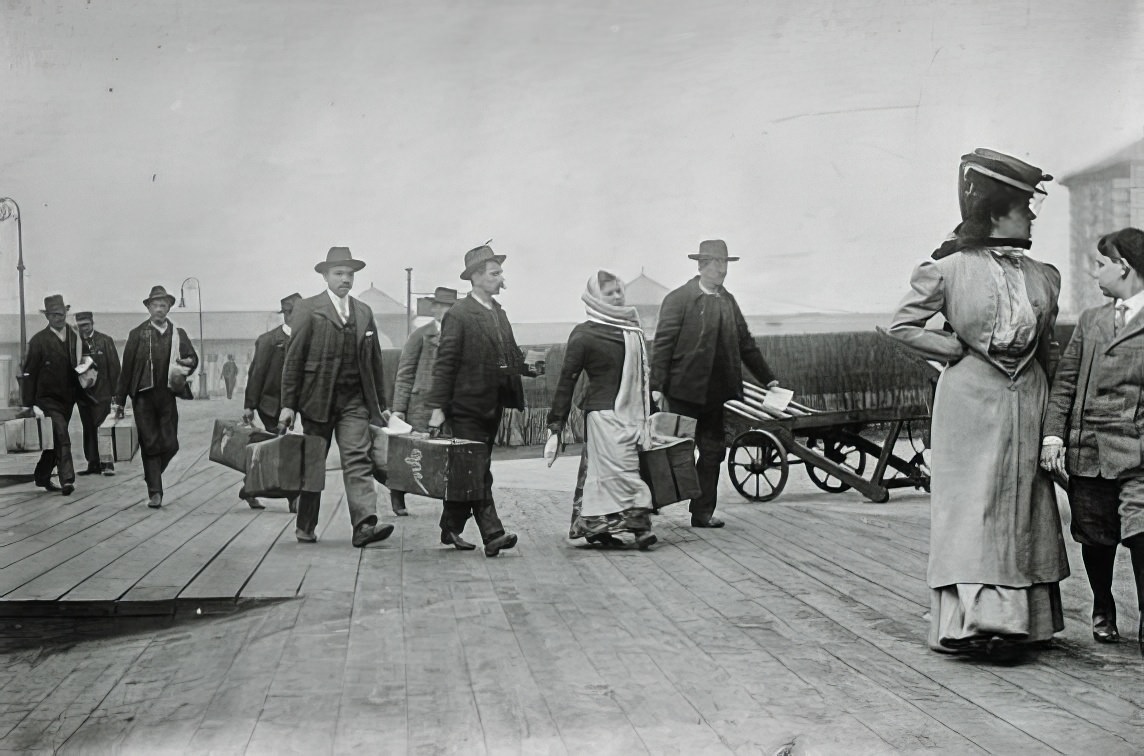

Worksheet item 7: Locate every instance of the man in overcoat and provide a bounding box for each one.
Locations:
[426,244,522,556]
[74,311,121,476]
[112,285,199,509]
[650,240,779,528]
[278,247,394,548]
[21,294,82,495]
[1043,227,1144,652]
[240,292,301,511]
[388,286,457,516]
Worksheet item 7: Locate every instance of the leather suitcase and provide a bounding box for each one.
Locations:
[385,434,488,501]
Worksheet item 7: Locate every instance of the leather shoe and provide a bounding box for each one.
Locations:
[35,479,60,492]
[586,533,623,548]
[392,506,409,516]
[691,516,725,528]
[101,465,116,476]
[77,467,100,476]
[440,530,477,550]
[484,532,518,557]
[635,532,658,551]
[352,522,395,548]
[147,493,163,509]
[61,484,75,496]
[1093,612,1120,643]
[295,528,317,543]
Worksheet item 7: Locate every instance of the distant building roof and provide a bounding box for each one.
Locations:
[1060,137,1144,185]
[358,284,406,314]
[624,270,671,305]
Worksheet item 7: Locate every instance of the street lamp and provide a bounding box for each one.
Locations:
[178,277,207,399]
[0,198,26,366]
[404,267,435,336]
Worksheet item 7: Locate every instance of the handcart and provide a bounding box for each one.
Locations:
[724,382,931,504]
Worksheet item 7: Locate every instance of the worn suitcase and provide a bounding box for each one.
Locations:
[209,419,274,472]
[97,416,139,463]
[638,438,701,509]
[4,417,54,453]
[385,434,488,501]
[243,434,327,497]
[648,412,697,440]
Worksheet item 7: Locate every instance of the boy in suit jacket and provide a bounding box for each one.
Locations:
[1043,227,1144,653]
[74,311,121,476]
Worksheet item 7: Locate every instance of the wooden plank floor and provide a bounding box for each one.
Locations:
[0,398,1142,754]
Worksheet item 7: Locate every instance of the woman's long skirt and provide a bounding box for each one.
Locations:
[569,410,653,539]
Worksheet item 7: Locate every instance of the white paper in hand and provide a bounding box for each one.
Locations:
[544,434,560,467]
[762,387,794,413]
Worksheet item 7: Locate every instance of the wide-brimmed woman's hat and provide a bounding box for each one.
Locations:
[41,294,69,314]
[460,244,506,280]
[688,239,740,262]
[143,285,176,307]
[315,246,366,274]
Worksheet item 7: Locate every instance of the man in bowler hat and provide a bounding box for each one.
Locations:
[279,247,394,548]
[21,294,82,495]
[241,292,302,511]
[389,286,458,516]
[74,311,121,476]
[112,286,199,508]
[651,240,779,528]
[426,244,522,556]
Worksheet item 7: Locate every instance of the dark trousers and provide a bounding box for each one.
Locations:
[257,409,279,434]
[78,400,112,470]
[224,378,236,399]
[667,397,725,519]
[440,412,506,544]
[34,404,76,487]
[133,389,180,496]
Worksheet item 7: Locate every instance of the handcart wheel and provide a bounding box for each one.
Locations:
[727,430,788,502]
[804,437,867,493]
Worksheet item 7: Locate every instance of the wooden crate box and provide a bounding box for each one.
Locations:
[4,417,54,453]
[98,418,139,463]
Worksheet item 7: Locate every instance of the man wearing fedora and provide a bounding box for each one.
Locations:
[651,240,779,528]
[113,285,199,509]
[21,294,82,495]
[75,311,121,476]
[426,244,522,556]
[278,247,394,548]
[389,286,458,517]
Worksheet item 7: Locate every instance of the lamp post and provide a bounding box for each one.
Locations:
[0,198,26,366]
[178,277,207,399]
[404,267,434,337]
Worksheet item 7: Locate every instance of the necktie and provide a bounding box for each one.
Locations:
[1115,304,1129,335]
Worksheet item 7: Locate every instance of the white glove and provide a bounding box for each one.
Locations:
[544,432,560,468]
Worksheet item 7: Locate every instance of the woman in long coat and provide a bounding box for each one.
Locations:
[547,270,657,550]
[886,149,1070,654]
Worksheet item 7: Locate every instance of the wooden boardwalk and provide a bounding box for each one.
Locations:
[0,399,1142,754]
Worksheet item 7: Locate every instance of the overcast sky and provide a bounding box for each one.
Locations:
[1,0,1143,322]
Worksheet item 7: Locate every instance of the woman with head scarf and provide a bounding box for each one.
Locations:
[885,149,1070,655]
[547,270,657,550]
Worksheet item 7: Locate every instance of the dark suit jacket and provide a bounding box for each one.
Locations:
[425,294,526,420]
[82,330,121,405]
[391,319,440,431]
[1044,302,1144,478]
[22,325,81,414]
[114,320,199,404]
[650,277,775,404]
[280,292,387,424]
[244,324,290,419]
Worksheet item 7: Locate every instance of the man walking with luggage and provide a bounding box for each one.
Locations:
[74,311,121,476]
[426,244,522,557]
[279,247,394,548]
